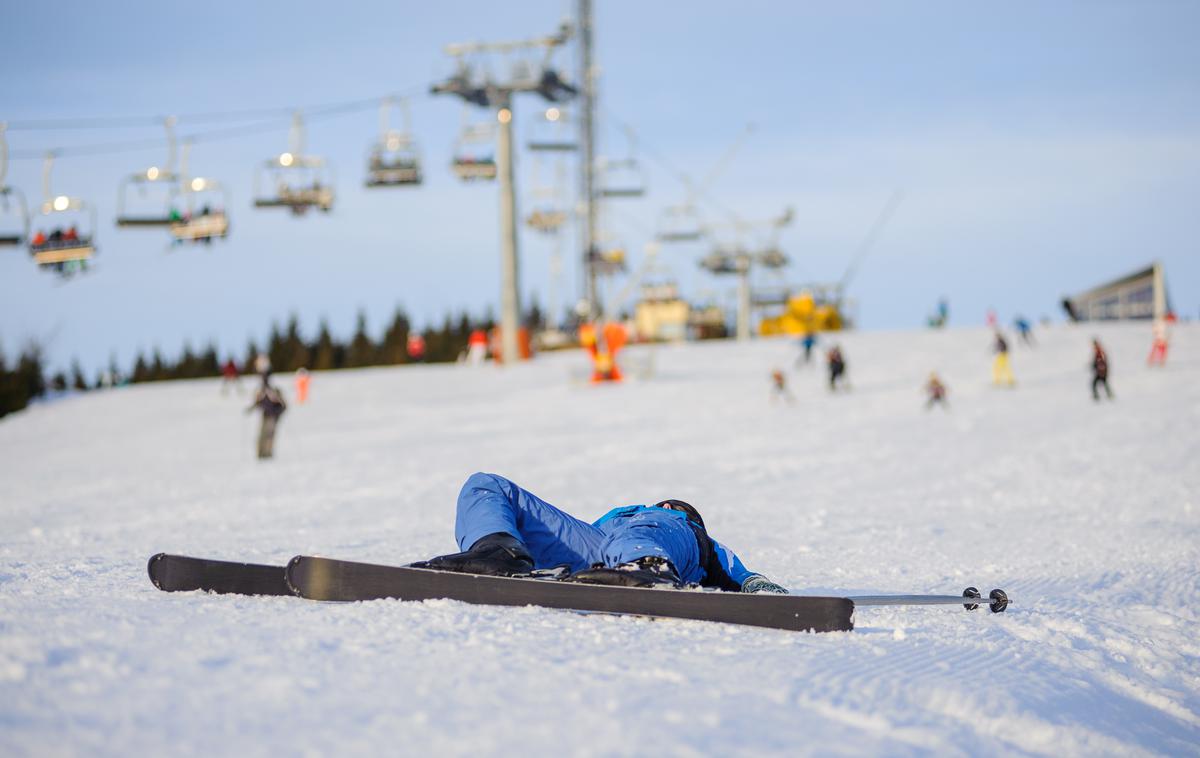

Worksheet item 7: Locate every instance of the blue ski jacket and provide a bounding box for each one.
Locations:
[454,472,760,589]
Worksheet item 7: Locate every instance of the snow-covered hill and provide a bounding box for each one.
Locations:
[1,322,1197,756]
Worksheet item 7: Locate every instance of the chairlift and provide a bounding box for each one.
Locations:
[527,107,576,152]
[758,247,788,269]
[524,149,568,233]
[700,247,746,275]
[452,109,497,182]
[115,117,181,227]
[598,158,646,199]
[590,225,628,275]
[366,97,423,188]
[170,142,230,244]
[30,153,97,276]
[526,208,568,233]
[588,245,627,275]
[656,204,705,243]
[0,125,30,247]
[253,113,335,216]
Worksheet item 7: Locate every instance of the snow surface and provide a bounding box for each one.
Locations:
[1,323,1198,756]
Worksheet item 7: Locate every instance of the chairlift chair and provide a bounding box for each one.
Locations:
[366,98,423,188]
[253,155,335,215]
[115,117,181,227]
[525,208,568,233]
[253,113,335,216]
[758,247,788,269]
[0,126,30,246]
[656,204,705,243]
[0,186,30,247]
[115,166,181,226]
[453,118,498,182]
[31,195,98,271]
[527,107,577,152]
[170,177,230,243]
[700,248,746,275]
[598,158,646,198]
[31,154,97,275]
[588,246,627,275]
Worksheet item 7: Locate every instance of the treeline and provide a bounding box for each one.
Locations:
[0,303,524,418]
[0,344,48,419]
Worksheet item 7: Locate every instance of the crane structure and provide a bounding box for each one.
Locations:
[431,21,576,365]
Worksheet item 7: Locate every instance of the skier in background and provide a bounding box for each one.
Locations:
[220,358,241,394]
[925,372,949,410]
[294,368,311,404]
[466,329,488,365]
[992,331,1016,387]
[414,472,789,594]
[770,368,795,404]
[1014,316,1035,346]
[827,345,848,391]
[797,330,818,366]
[254,353,272,383]
[1091,339,1114,401]
[246,376,287,460]
[1147,318,1170,367]
[407,332,427,363]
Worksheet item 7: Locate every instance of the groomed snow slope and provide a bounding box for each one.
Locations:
[1,323,1197,756]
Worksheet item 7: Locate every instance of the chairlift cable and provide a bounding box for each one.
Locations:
[5,88,422,131]
[6,89,424,160]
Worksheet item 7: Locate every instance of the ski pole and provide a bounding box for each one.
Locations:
[848,587,1009,613]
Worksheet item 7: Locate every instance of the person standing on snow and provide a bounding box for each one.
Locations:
[1091,339,1114,401]
[797,330,818,366]
[770,368,795,404]
[1147,318,1170,367]
[220,358,242,394]
[246,376,287,459]
[827,345,847,391]
[925,372,949,410]
[992,331,1015,387]
[414,472,788,594]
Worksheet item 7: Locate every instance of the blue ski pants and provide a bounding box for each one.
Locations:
[454,472,704,583]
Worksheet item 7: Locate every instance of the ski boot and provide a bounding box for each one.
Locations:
[567,556,684,588]
[411,532,534,577]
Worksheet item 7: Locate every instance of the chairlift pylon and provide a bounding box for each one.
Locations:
[253,112,335,216]
[31,153,97,277]
[115,117,181,227]
[366,97,423,188]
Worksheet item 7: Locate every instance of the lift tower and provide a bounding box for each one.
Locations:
[578,0,599,319]
[432,23,576,364]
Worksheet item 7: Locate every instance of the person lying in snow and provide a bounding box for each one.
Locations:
[413,472,788,594]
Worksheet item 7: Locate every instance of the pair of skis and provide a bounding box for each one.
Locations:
[148,553,1010,634]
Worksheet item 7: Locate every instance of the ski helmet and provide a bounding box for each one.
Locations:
[654,499,705,531]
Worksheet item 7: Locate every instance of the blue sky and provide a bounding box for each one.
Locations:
[2,1,1198,375]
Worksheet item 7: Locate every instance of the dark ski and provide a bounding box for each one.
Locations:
[285,555,855,633]
[148,553,292,597]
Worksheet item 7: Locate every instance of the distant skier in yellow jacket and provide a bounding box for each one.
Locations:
[992,331,1015,387]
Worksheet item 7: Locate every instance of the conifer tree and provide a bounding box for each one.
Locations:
[311,319,337,371]
[132,352,151,383]
[346,310,375,368]
[70,358,88,391]
[380,306,411,366]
